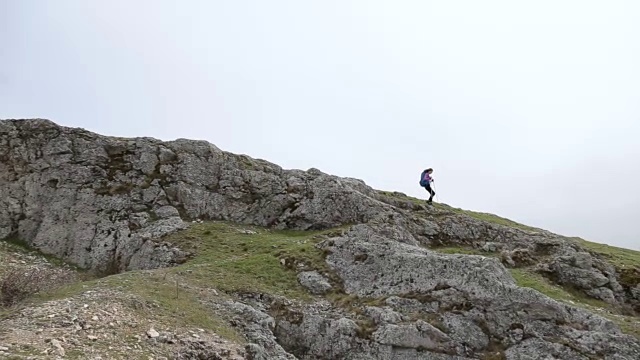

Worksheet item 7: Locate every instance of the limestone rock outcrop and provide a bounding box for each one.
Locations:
[0,119,388,273]
[1,119,639,359]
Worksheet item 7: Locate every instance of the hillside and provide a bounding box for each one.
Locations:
[0,119,638,359]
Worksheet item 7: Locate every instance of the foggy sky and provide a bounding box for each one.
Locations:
[1,0,639,250]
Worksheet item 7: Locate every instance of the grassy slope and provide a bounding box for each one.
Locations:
[378,189,640,261]
[160,221,348,299]
[2,213,638,344]
[378,190,639,338]
[509,268,639,339]
[377,190,541,232]
[1,221,349,354]
[569,237,640,268]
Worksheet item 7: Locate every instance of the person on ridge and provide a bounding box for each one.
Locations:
[419,168,435,204]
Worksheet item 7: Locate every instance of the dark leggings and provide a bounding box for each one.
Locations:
[424,184,435,199]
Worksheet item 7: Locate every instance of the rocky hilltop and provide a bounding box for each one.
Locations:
[0,119,639,359]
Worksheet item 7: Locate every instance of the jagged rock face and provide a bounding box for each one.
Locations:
[426,213,638,312]
[1,119,639,359]
[0,119,389,272]
[266,223,639,359]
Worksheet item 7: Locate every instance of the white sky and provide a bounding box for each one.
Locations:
[1,0,639,250]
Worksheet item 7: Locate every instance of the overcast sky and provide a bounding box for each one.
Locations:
[1,1,639,250]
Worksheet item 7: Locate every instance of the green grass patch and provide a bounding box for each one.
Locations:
[377,190,425,205]
[510,268,612,309]
[33,276,102,303]
[570,237,640,269]
[509,268,596,305]
[4,220,349,346]
[616,315,640,340]
[431,202,540,232]
[509,268,639,339]
[163,221,346,300]
[376,190,539,232]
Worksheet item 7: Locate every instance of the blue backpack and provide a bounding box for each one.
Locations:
[419,170,428,187]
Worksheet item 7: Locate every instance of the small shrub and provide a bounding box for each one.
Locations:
[0,266,74,307]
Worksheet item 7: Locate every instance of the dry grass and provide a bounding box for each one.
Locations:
[1,265,76,307]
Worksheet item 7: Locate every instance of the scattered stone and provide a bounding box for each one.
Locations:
[50,339,65,356]
[147,328,160,338]
[297,271,332,295]
[481,241,502,252]
[154,205,180,219]
[237,229,257,235]
[364,306,405,325]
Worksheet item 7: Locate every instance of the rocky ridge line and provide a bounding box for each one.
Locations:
[1,118,639,359]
